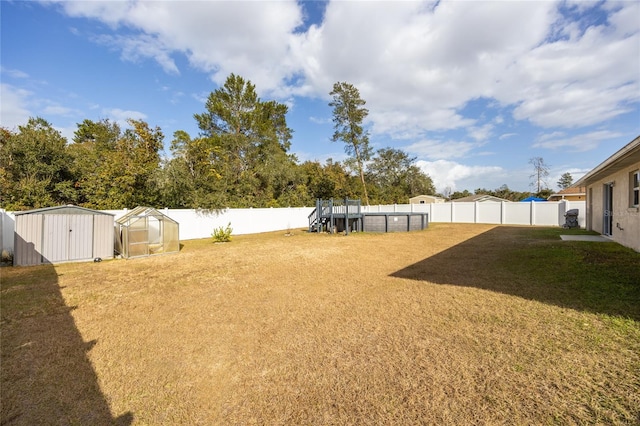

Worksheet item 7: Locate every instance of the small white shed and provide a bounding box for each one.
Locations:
[13,205,114,266]
[409,195,445,204]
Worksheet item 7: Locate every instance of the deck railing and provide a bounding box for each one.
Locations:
[308,198,362,233]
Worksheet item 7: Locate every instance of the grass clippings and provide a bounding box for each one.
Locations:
[1,224,639,425]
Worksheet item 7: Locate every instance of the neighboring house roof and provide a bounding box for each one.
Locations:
[409,195,445,202]
[575,136,640,186]
[451,195,511,203]
[547,186,586,201]
[13,205,114,216]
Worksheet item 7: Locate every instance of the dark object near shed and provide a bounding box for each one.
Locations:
[563,209,579,229]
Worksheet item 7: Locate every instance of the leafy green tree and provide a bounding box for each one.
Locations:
[329,82,372,205]
[68,119,163,209]
[300,159,358,201]
[536,188,553,199]
[118,119,164,207]
[464,185,532,201]
[156,148,196,209]
[190,74,296,208]
[68,119,121,207]
[557,172,573,190]
[450,189,472,200]
[0,118,74,210]
[367,148,435,204]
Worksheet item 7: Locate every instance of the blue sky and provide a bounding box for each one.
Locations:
[2,0,639,194]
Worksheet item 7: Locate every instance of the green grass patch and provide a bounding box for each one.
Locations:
[501,227,640,320]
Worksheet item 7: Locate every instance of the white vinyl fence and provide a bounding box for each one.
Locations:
[1,200,585,255]
[364,200,585,228]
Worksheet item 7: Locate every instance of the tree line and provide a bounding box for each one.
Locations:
[1,75,436,211]
[1,74,568,212]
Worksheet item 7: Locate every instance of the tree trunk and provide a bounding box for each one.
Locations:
[354,145,369,205]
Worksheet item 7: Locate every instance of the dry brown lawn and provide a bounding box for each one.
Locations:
[2,223,639,425]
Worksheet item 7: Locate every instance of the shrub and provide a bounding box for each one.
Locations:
[212,223,233,243]
[1,249,13,264]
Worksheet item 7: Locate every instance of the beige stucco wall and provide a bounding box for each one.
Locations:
[586,162,640,252]
[409,196,444,204]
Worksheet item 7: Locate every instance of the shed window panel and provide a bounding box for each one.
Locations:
[632,170,640,207]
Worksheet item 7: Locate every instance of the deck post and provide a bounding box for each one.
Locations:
[345,197,349,235]
[329,198,334,234]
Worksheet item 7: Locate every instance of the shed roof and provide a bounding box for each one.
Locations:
[13,205,114,216]
[115,206,178,226]
[452,195,511,203]
[547,186,586,200]
[409,195,443,200]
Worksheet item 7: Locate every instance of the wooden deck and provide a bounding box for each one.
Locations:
[308,199,429,234]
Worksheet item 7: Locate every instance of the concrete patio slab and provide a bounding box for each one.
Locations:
[560,235,611,242]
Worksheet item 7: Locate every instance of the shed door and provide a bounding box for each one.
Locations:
[68,215,93,260]
[42,215,93,262]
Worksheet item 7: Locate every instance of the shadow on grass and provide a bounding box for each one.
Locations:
[391,226,640,321]
[0,264,133,425]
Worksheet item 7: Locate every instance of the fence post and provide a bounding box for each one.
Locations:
[530,201,535,225]
[474,201,480,224]
[558,200,568,227]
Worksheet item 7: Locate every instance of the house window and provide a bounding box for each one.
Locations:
[420,200,425,204]
[632,170,640,207]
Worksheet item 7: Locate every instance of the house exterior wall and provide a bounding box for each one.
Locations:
[409,195,444,204]
[585,162,640,252]
[548,194,586,201]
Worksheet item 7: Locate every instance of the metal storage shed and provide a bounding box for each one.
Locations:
[13,205,115,266]
[115,207,179,258]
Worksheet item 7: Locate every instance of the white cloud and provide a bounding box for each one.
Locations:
[1,67,29,79]
[468,124,493,142]
[405,139,478,160]
[499,2,640,128]
[0,84,32,129]
[416,159,504,193]
[42,104,78,116]
[46,0,639,142]
[53,0,303,93]
[533,130,623,151]
[499,133,517,140]
[94,33,180,75]
[309,116,331,125]
[103,108,147,129]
